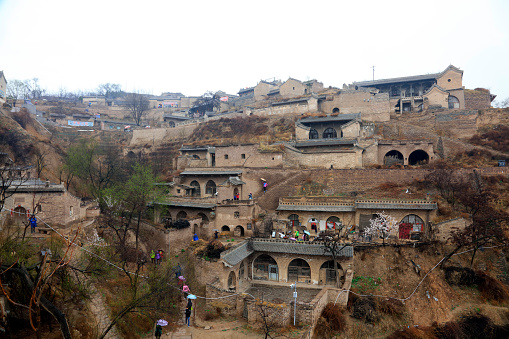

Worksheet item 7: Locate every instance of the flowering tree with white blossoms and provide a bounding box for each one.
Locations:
[364,212,400,245]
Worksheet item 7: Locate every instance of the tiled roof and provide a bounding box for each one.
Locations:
[222,176,246,186]
[294,139,357,148]
[155,201,216,209]
[299,113,360,124]
[277,204,356,212]
[6,179,65,192]
[221,242,254,266]
[251,240,353,257]
[355,73,439,87]
[355,201,437,210]
[180,170,242,176]
[221,240,353,267]
[163,114,191,120]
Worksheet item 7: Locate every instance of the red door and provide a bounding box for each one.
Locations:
[399,223,412,239]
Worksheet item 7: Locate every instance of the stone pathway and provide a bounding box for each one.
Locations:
[89,284,122,339]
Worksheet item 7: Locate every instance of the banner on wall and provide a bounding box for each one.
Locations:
[68,120,94,127]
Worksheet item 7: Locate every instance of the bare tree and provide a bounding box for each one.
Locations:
[322,234,349,287]
[0,155,31,212]
[32,148,48,178]
[254,297,288,339]
[124,93,150,126]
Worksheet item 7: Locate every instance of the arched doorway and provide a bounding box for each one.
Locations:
[198,212,209,224]
[253,254,278,281]
[323,128,337,139]
[288,259,311,283]
[13,206,26,221]
[408,150,429,165]
[205,180,216,195]
[227,271,236,290]
[190,180,201,197]
[320,261,344,286]
[309,129,319,139]
[326,216,342,230]
[221,225,230,232]
[176,211,187,220]
[288,214,299,227]
[233,187,239,199]
[399,214,424,239]
[234,225,245,237]
[169,121,175,127]
[384,150,404,166]
[448,96,460,109]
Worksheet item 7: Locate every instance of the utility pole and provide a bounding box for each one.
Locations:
[372,65,375,81]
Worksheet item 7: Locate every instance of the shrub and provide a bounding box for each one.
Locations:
[351,297,379,323]
[376,297,405,317]
[476,271,509,302]
[320,303,346,332]
[444,266,478,286]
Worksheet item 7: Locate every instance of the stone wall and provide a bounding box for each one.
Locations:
[4,190,83,226]
[319,90,391,120]
[284,147,363,169]
[168,219,195,254]
[245,97,318,117]
[464,89,492,110]
[434,217,469,243]
[214,144,284,168]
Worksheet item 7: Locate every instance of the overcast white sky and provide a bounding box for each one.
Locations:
[1,0,508,100]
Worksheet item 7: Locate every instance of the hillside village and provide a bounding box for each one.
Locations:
[0,65,509,339]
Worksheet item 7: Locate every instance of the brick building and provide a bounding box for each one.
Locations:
[0,71,7,104]
[4,179,84,225]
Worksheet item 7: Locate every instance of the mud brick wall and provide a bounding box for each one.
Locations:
[464,89,492,110]
[205,283,240,316]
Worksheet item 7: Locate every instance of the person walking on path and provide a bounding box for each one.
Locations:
[154,324,162,339]
[155,251,161,265]
[263,182,268,193]
[150,250,155,264]
[248,192,253,200]
[185,307,191,327]
[29,215,37,233]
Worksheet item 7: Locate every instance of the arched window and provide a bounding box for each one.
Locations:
[448,96,460,109]
[176,211,187,220]
[234,211,240,218]
[190,180,200,197]
[227,271,236,290]
[384,150,404,166]
[221,225,230,232]
[288,214,299,227]
[323,128,337,139]
[169,121,175,128]
[253,254,278,281]
[288,259,311,283]
[401,214,424,225]
[408,150,429,166]
[332,107,340,114]
[205,180,216,195]
[192,154,200,159]
[309,129,319,139]
[198,212,209,223]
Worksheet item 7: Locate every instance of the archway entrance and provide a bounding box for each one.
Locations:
[221,225,230,232]
[234,225,245,237]
[288,259,311,283]
[408,150,429,165]
[176,211,187,220]
[227,271,236,290]
[253,254,278,281]
[190,180,201,197]
[13,206,26,221]
[320,260,343,286]
[384,150,404,166]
